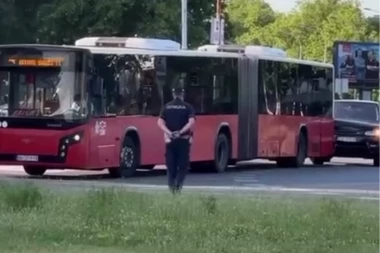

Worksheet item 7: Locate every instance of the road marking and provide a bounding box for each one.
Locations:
[45,181,379,196]
[234,178,259,183]
[1,177,378,200]
[352,196,380,201]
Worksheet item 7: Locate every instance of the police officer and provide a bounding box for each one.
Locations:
[157,87,195,194]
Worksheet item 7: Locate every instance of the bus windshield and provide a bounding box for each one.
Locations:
[0,47,88,121]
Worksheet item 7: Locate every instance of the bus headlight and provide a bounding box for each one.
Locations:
[58,131,84,159]
[60,131,84,147]
[73,134,81,141]
[365,129,380,137]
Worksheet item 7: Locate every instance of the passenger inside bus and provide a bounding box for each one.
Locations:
[71,94,81,111]
[139,72,162,115]
[91,94,103,116]
[71,93,94,115]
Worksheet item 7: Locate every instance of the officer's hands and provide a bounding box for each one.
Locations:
[171,131,181,139]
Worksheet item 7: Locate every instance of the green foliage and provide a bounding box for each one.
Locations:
[0,182,43,211]
[0,184,378,253]
[228,0,379,62]
[0,0,378,59]
[34,0,216,47]
[227,0,276,44]
[0,0,50,43]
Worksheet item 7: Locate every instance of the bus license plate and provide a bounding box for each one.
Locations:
[16,155,39,162]
[337,137,357,142]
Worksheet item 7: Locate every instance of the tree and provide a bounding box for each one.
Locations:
[137,0,215,48]
[365,15,380,42]
[226,0,276,45]
[35,0,215,48]
[301,0,369,61]
[226,0,379,62]
[1,0,378,59]
[36,0,150,44]
[0,0,49,43]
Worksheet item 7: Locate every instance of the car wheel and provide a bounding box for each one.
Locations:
[373,156,379,167]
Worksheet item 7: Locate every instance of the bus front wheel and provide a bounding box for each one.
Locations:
[108,136,138,178]
[23,166,46,176]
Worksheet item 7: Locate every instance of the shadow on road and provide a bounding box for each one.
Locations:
[9,169,167,181]
[194,162,338,174]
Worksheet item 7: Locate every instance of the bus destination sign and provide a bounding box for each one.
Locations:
[6,57,64,67]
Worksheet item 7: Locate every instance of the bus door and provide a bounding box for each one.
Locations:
[237,55,258,161]
[87,62,119,169]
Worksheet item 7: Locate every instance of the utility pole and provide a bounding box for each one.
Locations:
[210,0,225,45]
[181,0,188,49]
[216,0,222,18]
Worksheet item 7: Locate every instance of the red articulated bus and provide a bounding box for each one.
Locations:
[0,37,335,177]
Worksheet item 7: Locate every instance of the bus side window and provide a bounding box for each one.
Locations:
[139,69,162,116]
[166,56,238,115]
[258,60,278,115]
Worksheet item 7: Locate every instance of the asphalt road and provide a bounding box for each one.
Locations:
[0,157,378,200]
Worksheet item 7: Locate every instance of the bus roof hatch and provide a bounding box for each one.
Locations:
[197,44,245,53]
[244,46,287,57]
[74,37,181,51]
[198,44,287,57]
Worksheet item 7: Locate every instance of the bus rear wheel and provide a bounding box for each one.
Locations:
[108,136,138,178]
[310,156,331,165]
[23,166,46,176]
[276,132,307,168]
[211,133,230,173]
[293,133,307,167]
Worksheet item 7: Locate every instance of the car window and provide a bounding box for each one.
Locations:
[334,101,379,122]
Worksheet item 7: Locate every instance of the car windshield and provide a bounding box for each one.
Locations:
[334,101,380,123]
[0,48,87,121]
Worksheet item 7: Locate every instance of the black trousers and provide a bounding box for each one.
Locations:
[165,138,190,190]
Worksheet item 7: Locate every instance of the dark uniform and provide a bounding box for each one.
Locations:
[159,91,195,193]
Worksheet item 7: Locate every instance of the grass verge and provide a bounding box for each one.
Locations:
[0,182,378,253]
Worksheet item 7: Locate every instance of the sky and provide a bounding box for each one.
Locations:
[264,0,379,16]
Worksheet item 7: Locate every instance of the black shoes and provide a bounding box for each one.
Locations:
[169,185,182,194]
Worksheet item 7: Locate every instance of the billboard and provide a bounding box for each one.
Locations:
[333,41,379,89]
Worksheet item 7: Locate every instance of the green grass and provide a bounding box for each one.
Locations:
[0,182,378,253]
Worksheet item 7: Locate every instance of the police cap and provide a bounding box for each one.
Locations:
[172,87,185,96]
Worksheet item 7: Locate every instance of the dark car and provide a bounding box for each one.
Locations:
[333,99,379,166]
